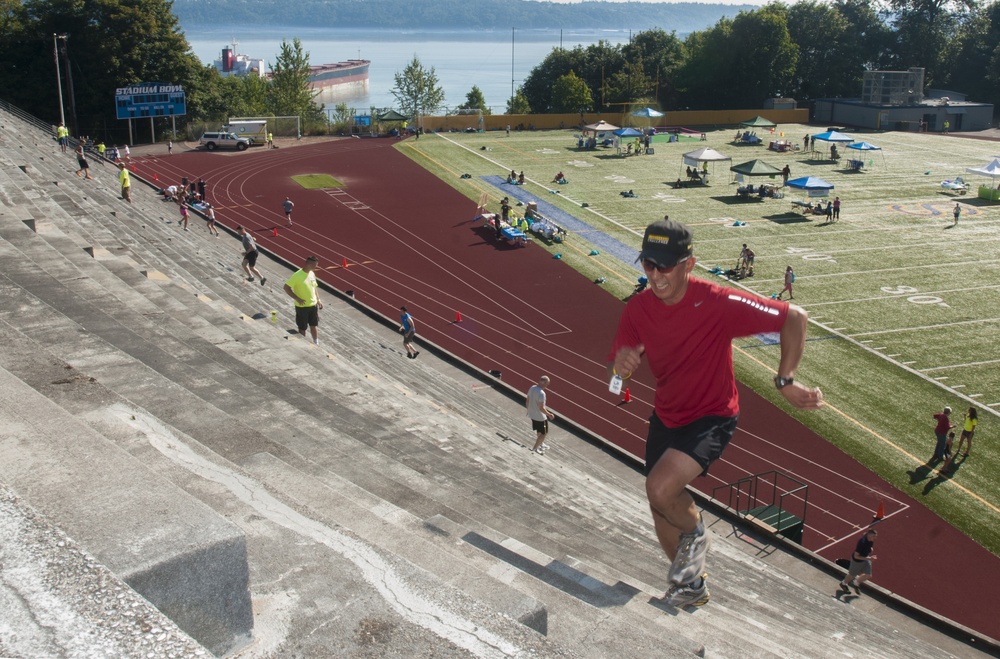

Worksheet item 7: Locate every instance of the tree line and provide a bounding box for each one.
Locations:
[513,0,1000,115]
[1,0,997,142]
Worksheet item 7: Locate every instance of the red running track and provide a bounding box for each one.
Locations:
[134,138,999,641]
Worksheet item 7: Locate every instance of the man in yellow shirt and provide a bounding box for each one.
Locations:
[117,162,131,204]
[283,256,324,345]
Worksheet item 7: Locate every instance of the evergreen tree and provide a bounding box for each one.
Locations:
[506,90,531,114]
[457,85,490,114]
[268,38,324,123]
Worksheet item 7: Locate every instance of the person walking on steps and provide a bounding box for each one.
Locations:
[526,375,555,455]
[237,226,265,285]
[606,219,823,609]
[840,527,877,594]
[283,256,323,346]
[75,140,93,179]
[399,306,419,359]
[117,162,132,204]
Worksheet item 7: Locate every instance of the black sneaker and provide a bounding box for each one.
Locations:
[407,353,414,359]
[412,351,419,359]
[839,581,851,593]
[260,277,267,286]
[247,276,255,282]
[850,581,861,595]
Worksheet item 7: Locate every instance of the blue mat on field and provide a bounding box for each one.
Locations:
[481,175,642,273]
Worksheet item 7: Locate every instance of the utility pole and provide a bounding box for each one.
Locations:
[53,34,66,128]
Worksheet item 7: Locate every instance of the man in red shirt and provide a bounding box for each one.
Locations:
[607,219,824,608]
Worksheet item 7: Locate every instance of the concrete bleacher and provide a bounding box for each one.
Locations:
[0,104,990,658]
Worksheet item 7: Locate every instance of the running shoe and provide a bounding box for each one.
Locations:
[668,524,710,586]
[666,574,710,608]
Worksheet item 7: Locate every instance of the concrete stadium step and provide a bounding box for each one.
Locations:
[0,483,208,658]
[0,365,250,656]
[1,109,982,657]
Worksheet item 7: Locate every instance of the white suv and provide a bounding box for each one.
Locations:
[199,132,250,151]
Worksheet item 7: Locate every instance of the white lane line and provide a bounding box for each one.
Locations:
[851,317,1000,337]
[921,358,1000,372]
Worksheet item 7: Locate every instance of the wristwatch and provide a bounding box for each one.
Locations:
[774,375,794,389]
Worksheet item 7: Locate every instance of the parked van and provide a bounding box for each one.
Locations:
[199,132,250,151]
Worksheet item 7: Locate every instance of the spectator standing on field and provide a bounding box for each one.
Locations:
[931,406,954,463]
[399,306,419,359]
[526,376,555,455]
[283,197,294,226]
[778,266,795,300]
[944,408,978,472]
[283,256,323,346]
[606,219,822,609]
[953,203,961,225]
[833,196,841,221]
[237,226,265,285]
[840,527,878,594]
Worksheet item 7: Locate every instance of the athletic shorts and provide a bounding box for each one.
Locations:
[848,558,872,578]
[402,329,415,345]
[77,158,89,169]
[295,305,319,330]
[244,250,259,267]
[644,412,738,477]
[531,419,548,435]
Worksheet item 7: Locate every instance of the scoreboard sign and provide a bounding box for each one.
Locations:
[115,82,186,120]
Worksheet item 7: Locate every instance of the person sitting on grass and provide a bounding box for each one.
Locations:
[553,171,565,183]
[518,171,525,185]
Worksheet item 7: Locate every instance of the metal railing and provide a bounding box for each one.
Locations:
[712,470,809,542]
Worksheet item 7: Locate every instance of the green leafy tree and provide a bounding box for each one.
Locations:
[786,1,860,100]
[551,70,593,113]
[0,0,203,138]
[506,90,531,114]
[521,41,625,113]
[885,0,978,86]
[624,28,687,109]
[605,58,653,108]
[391,55,446,119]
[268,38,324,123]
[457,85,491,114]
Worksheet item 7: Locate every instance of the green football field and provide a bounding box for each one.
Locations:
[398,125,1000,557]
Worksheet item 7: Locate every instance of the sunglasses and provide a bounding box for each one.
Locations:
[641,256,690,274]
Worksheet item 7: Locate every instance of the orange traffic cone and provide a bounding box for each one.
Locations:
[454,310,463,323]
[153,172,158,181]
[131,164,136,172]
[622,388,631,403]
[342,257,349,268]
[273,227,279,237]
[874,501,885,520]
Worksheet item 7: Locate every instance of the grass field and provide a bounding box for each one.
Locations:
[397,124,1000,558]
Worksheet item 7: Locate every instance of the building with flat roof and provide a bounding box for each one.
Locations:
[814,67,993,132]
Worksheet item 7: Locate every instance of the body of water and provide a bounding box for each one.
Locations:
[183,27,634,115]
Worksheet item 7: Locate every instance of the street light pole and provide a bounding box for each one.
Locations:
[53,33,66,127]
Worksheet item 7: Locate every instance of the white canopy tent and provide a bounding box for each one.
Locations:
[681,147,731,184]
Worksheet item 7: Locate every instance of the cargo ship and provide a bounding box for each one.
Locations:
[214,42,369,96]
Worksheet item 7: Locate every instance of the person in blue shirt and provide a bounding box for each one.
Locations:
[399,306,419,359]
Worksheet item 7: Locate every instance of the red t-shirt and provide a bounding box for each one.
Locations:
[608,277,789,427]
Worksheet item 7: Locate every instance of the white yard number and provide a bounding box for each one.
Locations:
[785,247,836,263]
[880,285,949,308]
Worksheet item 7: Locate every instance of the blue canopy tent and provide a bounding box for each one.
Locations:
[786,176,835,198]
[629,107,664,130]
[846,141,885,170]
[810,130,854,160]
[613,127,644,137]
